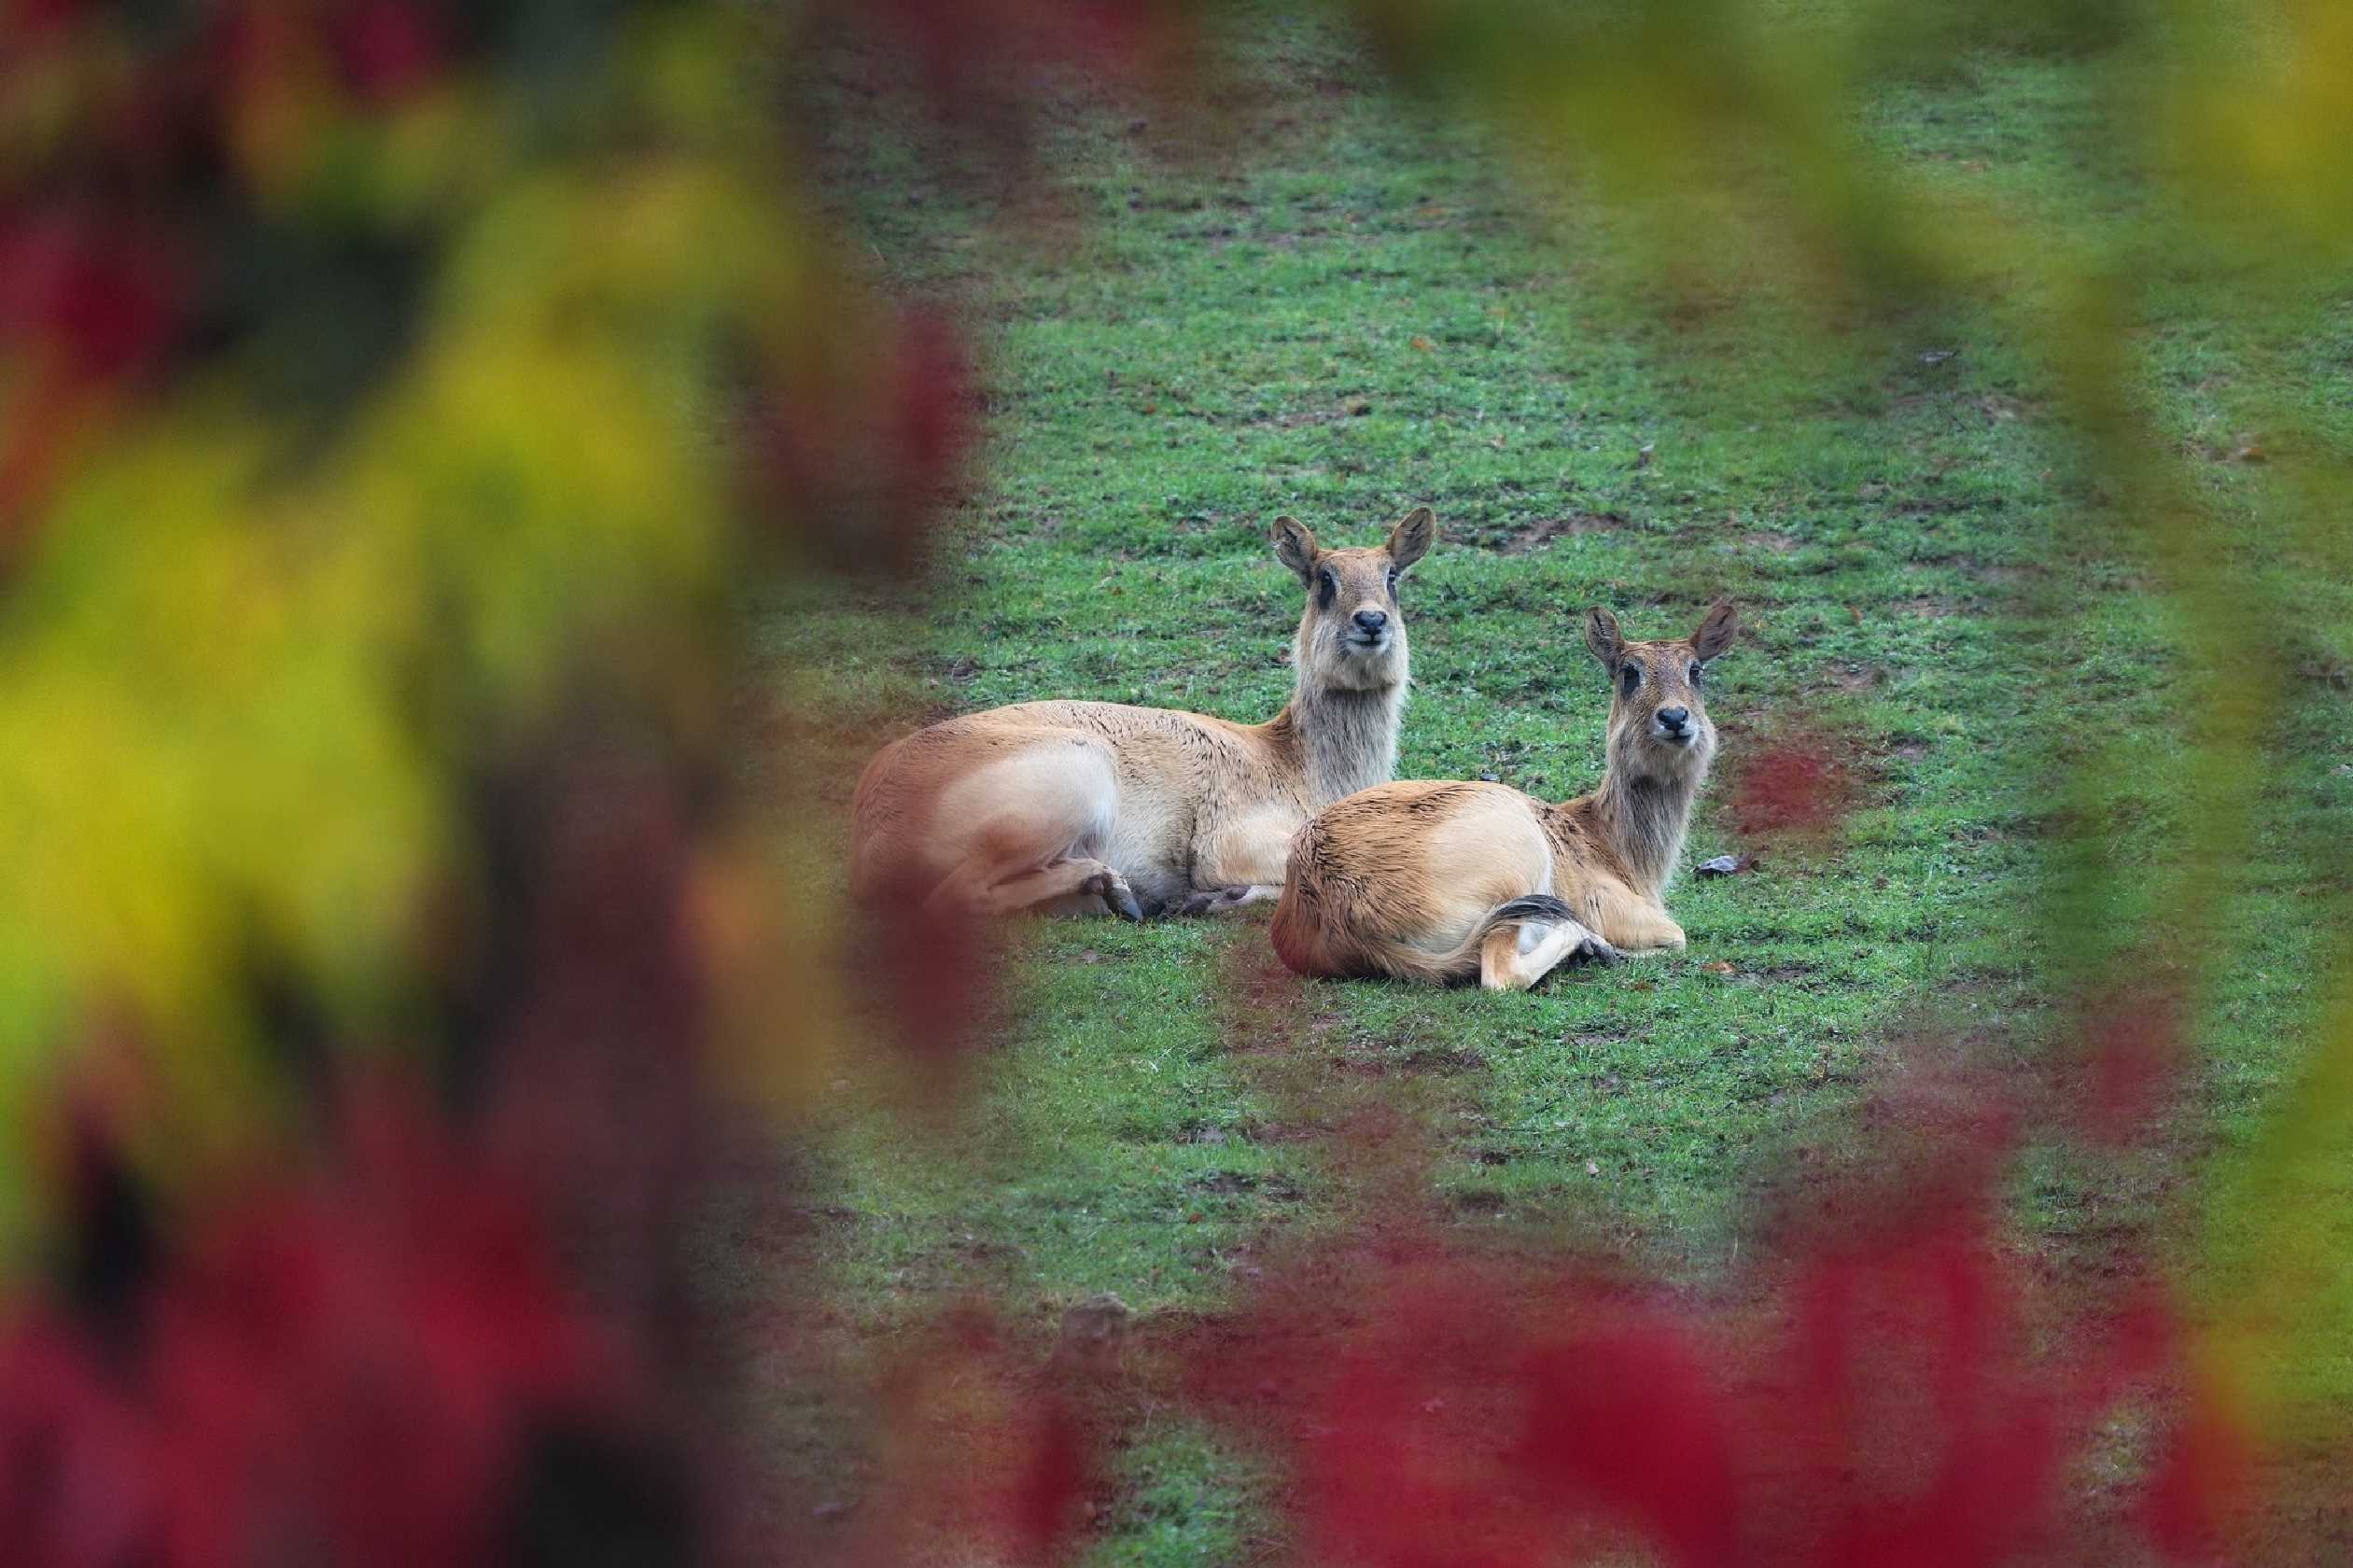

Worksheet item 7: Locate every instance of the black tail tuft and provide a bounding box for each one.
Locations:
[1485,893,1576,927]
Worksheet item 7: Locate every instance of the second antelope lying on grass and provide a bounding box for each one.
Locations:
[1270,600,1737,990]
[851,509,1435,919]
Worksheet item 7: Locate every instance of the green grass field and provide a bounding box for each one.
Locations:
[745,12,2353,1561]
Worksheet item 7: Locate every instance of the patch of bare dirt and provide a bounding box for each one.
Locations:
[1974,393,2038,425]
[1400,1047,1486,1075]
[2296,652,2351,691]
[1241,1120,1328,1144]
[1828,665,1884,693]
[1492,512,1624,554]
[2199,432,2271,464]
[1248,397,1374,430]
[1189,1171,1306,1200]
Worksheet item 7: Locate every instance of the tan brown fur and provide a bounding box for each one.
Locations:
[850,510,1436,919]
[1271,600,1738,989]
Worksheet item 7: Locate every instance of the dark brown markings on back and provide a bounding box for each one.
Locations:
[1402,785,1478,817]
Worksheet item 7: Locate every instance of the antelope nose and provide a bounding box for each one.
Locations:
[1352,609,1389,634]
[1658,706,1690,732]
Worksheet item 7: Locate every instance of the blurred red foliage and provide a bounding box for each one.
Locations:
[830,0,1187,155]
[2143,1392,2255,1564]
[0,1309,155,1568]
[1004,1392,1092,1560]
[0,211,184,384]
[1515,1316,1736,1568]
[857,867,1003,1076]
[0,1090,644,1568]
[1728,730,1857,843]
[0,206,183,520]
[744,304,978,573]
[0,3,2329,1564]
[844,1309,1099,1566]
[2080,985,2186,1147]
[330,0,449,103]
[1183,1089,2255,1568]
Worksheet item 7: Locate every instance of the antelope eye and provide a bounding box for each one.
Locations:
[1619,663,1640,698]
[1316,568,1338,609]
[1689,662,1703,684]
[1385,567,1400,593]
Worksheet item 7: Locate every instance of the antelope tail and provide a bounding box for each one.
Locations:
[1282,891,1579,985]
[1394,893,1578,984]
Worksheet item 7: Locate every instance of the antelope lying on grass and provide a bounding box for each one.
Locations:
[1270,600,1737,990]
[850,509,1436,920]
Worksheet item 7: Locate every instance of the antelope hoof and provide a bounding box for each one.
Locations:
[1179,886,1254,917]
[1084,872,1144,922]
[1576,934,1623,966]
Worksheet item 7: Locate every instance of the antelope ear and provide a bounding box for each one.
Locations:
[1271,516,1319,581]
[1691,598,1739,662]
[1387,507,1436,571]
[1584,607,1624,671]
